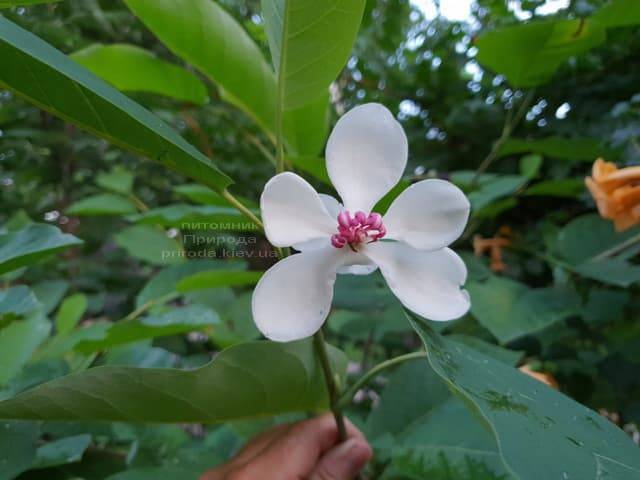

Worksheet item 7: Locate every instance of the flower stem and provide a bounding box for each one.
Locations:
[221,189,263,230]
[336,351,427,410]
[313,329,348,441]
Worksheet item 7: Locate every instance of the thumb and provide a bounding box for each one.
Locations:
[310,438,372,480]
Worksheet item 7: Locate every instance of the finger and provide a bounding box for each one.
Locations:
[310,437,373,480]
[199,424,291,479]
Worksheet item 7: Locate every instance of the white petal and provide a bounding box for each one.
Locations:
[338,264,378,275]
[326,103,408,213]
[261,172,336,248]
[319,194,343,218]
[337,251,378,275]
[363,242,470,321]
[293,194,342,252]
[383,179,470,250]
[251,248,345,342]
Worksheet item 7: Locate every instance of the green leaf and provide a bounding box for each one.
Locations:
[368,361,509,479]
[0,17,232,191]
[519,154,542,179]
[289,155,331,185]
[262,0,366,110]
[32,434,91,469]
[592,0,640,28]
[556,214,640,264]
[123,0,276,137]
[467,276,580,343]
[0,339,347,423]
[466,174,527,211]
[136,260,244,308]
[31,280,68,315]
[498,136,615,162]
[524,179,585,198]
[75,305,219,354]
[55,293,88,335]
[96,167,135,195]
[71,44,209,105]
[0,0,58,6]
[476,19,606,88]
[106,467,198,480]
[176,270,263,292]
[127,204,259,231]
[0,224,82,275]
[0,286,41,321]
[408,314,640,480]
[40,305,219,358]
[174,184,226,206]
[66,193,138,216]
[0,314,51,384]
[114,225,184,266]
[0,421,39,480]
[555,214,640,286]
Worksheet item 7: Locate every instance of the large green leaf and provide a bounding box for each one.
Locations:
[0,17,231,191]
[71,44,209,105]
[408,314,640,480]
[123,0,275,136]
[122,0,327,156]
[0,339,347,423]
[467,276,580,344]
[261,0,366,109]
[476,19,606,88]
[0,224,82,275]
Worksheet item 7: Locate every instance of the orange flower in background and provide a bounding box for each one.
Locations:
[586,158,640,231]
[473,226,512,272]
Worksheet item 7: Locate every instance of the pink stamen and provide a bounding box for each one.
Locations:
[331,210,387,249]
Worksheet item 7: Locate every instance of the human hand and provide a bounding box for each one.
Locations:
[199,413,373,480]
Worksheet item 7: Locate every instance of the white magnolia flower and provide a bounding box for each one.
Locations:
[252,103,471,342]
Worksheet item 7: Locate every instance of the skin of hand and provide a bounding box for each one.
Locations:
[199,413,373,480]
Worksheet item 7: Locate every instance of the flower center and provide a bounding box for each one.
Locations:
[331,210,386,250]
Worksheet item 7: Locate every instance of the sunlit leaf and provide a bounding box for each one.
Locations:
[476,19,606,87]
[114,225,183,266]
[261,0,366,109]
